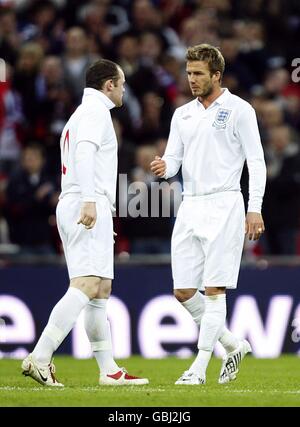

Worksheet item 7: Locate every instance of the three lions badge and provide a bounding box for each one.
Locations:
[212,108,231,130]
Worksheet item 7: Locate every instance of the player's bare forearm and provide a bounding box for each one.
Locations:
[150,156,166,178]
[77,202,97,229]
[245,212,265,241]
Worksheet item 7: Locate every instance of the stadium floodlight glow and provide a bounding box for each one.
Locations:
[138,295,198,358]
[229,295,293,358]
[72,296,131,358]
[0,295,35,343]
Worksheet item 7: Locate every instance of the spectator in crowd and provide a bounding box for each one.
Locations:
[35,55,73,175]
[124,144,175,254]
[220,35,255,94]
[78,0,130,56]
[113,117,135,176]
[12,42,44,136]
[4,143,59,255]
[0,7,20,66]
[258,100,285,141]
[179,9,219,49]
[0,65,23,176]
[281,83,300,133]
[0,172,9,244]
[1,0,300,256]
[235,21,269,84]
[263,68,290,100]
[61,27,98,103]
[116,33,160,100]
[27,0,64,55]
[137,91,172,143]
[158,0,193,33]
[262,125,300,254]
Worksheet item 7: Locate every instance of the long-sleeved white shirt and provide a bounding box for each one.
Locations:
[59,88,118,207]
[162,88,266,213]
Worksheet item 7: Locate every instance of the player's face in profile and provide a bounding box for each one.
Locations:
[186,61,215,98]
[111,69,125,107]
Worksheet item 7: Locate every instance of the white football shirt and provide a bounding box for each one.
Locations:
[59,88,118,206]
[162,88,266,213]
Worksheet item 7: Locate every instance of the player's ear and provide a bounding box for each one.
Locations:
[214,71,221,83]
[104,79,114,92]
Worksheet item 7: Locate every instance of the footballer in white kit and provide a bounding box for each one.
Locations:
[57,86,117,280]
[151,44,266,385]
[22,59,149,387]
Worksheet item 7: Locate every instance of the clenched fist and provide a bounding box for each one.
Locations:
[77,202,97,229]
[150,156,166,178]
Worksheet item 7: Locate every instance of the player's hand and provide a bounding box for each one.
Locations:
[150,156,166,178]
[77,202,97,229]
[245,212,265,241]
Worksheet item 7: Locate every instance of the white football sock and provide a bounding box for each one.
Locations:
[218,327,240,353]
[180,292,239,353]
[32,287,89,365]
[181,291,205,325]
[84,298,119,374]
[189,349,211,377]
[189,294,226,376]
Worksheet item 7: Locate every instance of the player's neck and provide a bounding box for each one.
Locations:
[198,87,224,109]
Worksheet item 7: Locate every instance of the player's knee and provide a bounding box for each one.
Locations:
[87,279,102,299]
[97,279,112,299]
[174,288,196,302]
[205,287,226,296]
[70,276,102,299]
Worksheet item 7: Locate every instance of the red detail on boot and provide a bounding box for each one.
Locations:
[124,373,139,380]
[107,370,123,380]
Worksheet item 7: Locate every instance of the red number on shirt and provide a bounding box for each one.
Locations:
[62,129,69,175]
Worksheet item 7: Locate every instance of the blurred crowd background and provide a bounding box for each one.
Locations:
[0,0,300,257]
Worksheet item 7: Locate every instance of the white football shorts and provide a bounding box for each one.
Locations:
[56,194,114,279]
[171,191,245,290]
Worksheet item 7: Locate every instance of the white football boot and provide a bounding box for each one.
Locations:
[99,367,149,386]
[22,354,64,387]
[175,371,206,385]
[218,339,252,384]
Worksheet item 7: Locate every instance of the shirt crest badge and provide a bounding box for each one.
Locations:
[212,108,231,129]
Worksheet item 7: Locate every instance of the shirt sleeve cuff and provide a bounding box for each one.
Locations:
[247,202,262,214]
[161,157,168,179]
[82,196,97,203]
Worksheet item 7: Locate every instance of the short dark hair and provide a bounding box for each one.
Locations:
[86,59,120,90]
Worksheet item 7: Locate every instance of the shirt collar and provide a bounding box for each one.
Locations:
[82,88,115,110]
[196,88,230,109]
[214,88,230,105]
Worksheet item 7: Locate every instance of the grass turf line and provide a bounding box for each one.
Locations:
[0,355,299,407]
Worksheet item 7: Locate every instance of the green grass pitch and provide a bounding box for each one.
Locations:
[0,355,299,407]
